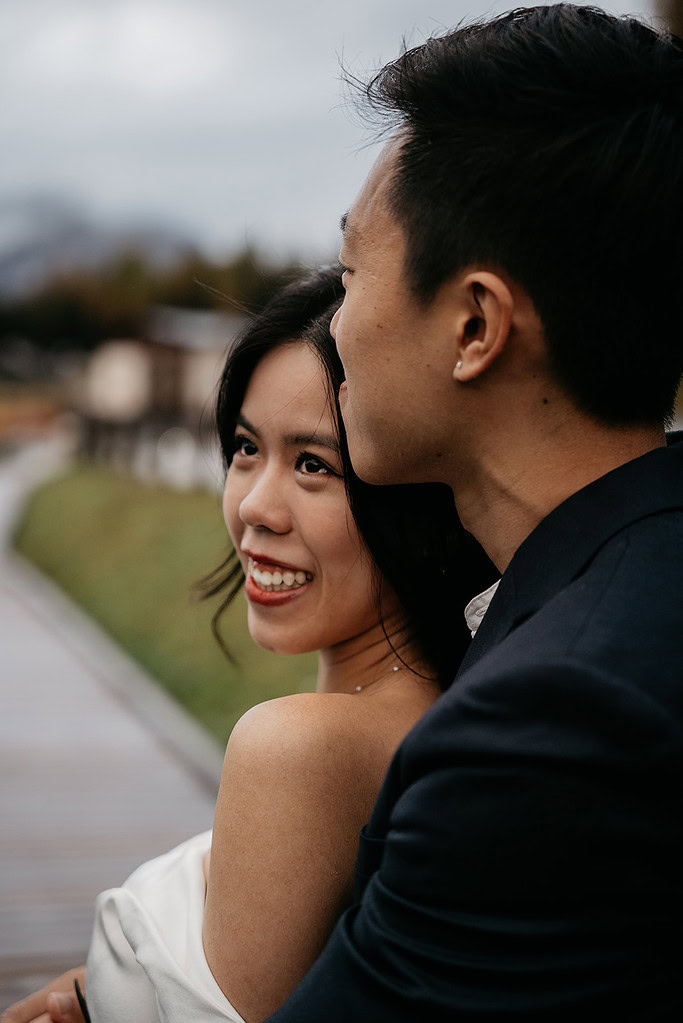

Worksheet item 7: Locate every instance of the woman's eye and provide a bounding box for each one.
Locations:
[233,435,258,457]
[296,453,336,477]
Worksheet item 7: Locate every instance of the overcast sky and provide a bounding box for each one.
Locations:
[1,0,656,262]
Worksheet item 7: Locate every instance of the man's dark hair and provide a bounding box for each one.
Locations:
[359,4,683,425]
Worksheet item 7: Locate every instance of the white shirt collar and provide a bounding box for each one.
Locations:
[464,579,501,637]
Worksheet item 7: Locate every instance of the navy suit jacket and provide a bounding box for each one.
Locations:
[269,436,683,1020]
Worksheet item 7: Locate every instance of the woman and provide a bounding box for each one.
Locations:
[6,268,495,1023]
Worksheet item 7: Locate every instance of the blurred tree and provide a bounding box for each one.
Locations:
[0,253,155,353]
[156,247,300,313]
[0,247,303,353]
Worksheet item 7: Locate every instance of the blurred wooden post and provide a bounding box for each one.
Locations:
[654,0,683,36]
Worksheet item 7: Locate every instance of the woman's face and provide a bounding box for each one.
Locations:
[223,342,379,655]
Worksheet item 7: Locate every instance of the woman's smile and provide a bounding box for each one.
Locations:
[244,554,314,605]
[244,572,312,607]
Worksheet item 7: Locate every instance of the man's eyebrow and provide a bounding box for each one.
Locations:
[339,211,359,246]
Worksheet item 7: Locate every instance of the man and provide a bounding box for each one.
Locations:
[268,5,683,1019]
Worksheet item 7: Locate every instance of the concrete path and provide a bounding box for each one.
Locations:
[0,441,224,1009]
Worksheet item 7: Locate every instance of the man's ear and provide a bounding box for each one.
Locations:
[452,271,514,382]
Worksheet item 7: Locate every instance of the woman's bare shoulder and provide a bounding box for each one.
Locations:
[204,693,391,1018]
[222,692,390,789]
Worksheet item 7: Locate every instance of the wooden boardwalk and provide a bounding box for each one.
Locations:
[0,446,223,1009]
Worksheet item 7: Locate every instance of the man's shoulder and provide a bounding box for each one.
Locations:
[527,509,682,678]
[399,510,683,772]
[529,508,681,649]
[480,506,682,687]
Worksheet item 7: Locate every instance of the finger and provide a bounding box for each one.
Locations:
[1,992,49,1022]
[46,994,84,1023]
[1,969,85,1023]
[1,1015,50,1023]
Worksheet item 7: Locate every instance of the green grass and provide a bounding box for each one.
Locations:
[13,464,317,745]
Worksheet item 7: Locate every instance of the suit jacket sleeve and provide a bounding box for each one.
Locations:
[266,658,683,1021]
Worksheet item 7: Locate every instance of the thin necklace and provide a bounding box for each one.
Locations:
[354,665,401,692]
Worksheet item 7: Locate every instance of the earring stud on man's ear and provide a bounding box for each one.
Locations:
[456,360,463,370]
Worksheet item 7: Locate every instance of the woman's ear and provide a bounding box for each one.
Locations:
[452,271,514,383]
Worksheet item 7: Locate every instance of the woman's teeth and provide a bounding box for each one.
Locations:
[251,565,312,592]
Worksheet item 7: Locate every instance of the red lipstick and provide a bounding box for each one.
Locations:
[244,574,311,607]
[241,549,309,573]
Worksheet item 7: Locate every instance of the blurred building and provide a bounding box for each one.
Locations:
[75,306,247,488]
[145,305,246,435]
[0,339,69,448]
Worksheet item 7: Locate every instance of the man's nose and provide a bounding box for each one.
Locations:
[239,469,291,534]
[330,306,341,340]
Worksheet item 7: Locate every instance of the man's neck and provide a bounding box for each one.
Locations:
[452,419,666,574]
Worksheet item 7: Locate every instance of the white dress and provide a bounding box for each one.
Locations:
[86,831,246,1023]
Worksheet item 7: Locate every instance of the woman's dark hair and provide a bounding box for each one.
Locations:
[355,4,683,425]
[204,266,497,687]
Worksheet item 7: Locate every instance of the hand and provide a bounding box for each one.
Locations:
[1,967,86,1023]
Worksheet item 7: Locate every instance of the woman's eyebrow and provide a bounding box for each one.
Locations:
[237,415,339,454]
[236,413,259,435]
[284,431,340,454]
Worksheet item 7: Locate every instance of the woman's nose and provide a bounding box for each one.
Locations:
[238,469,291,534]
